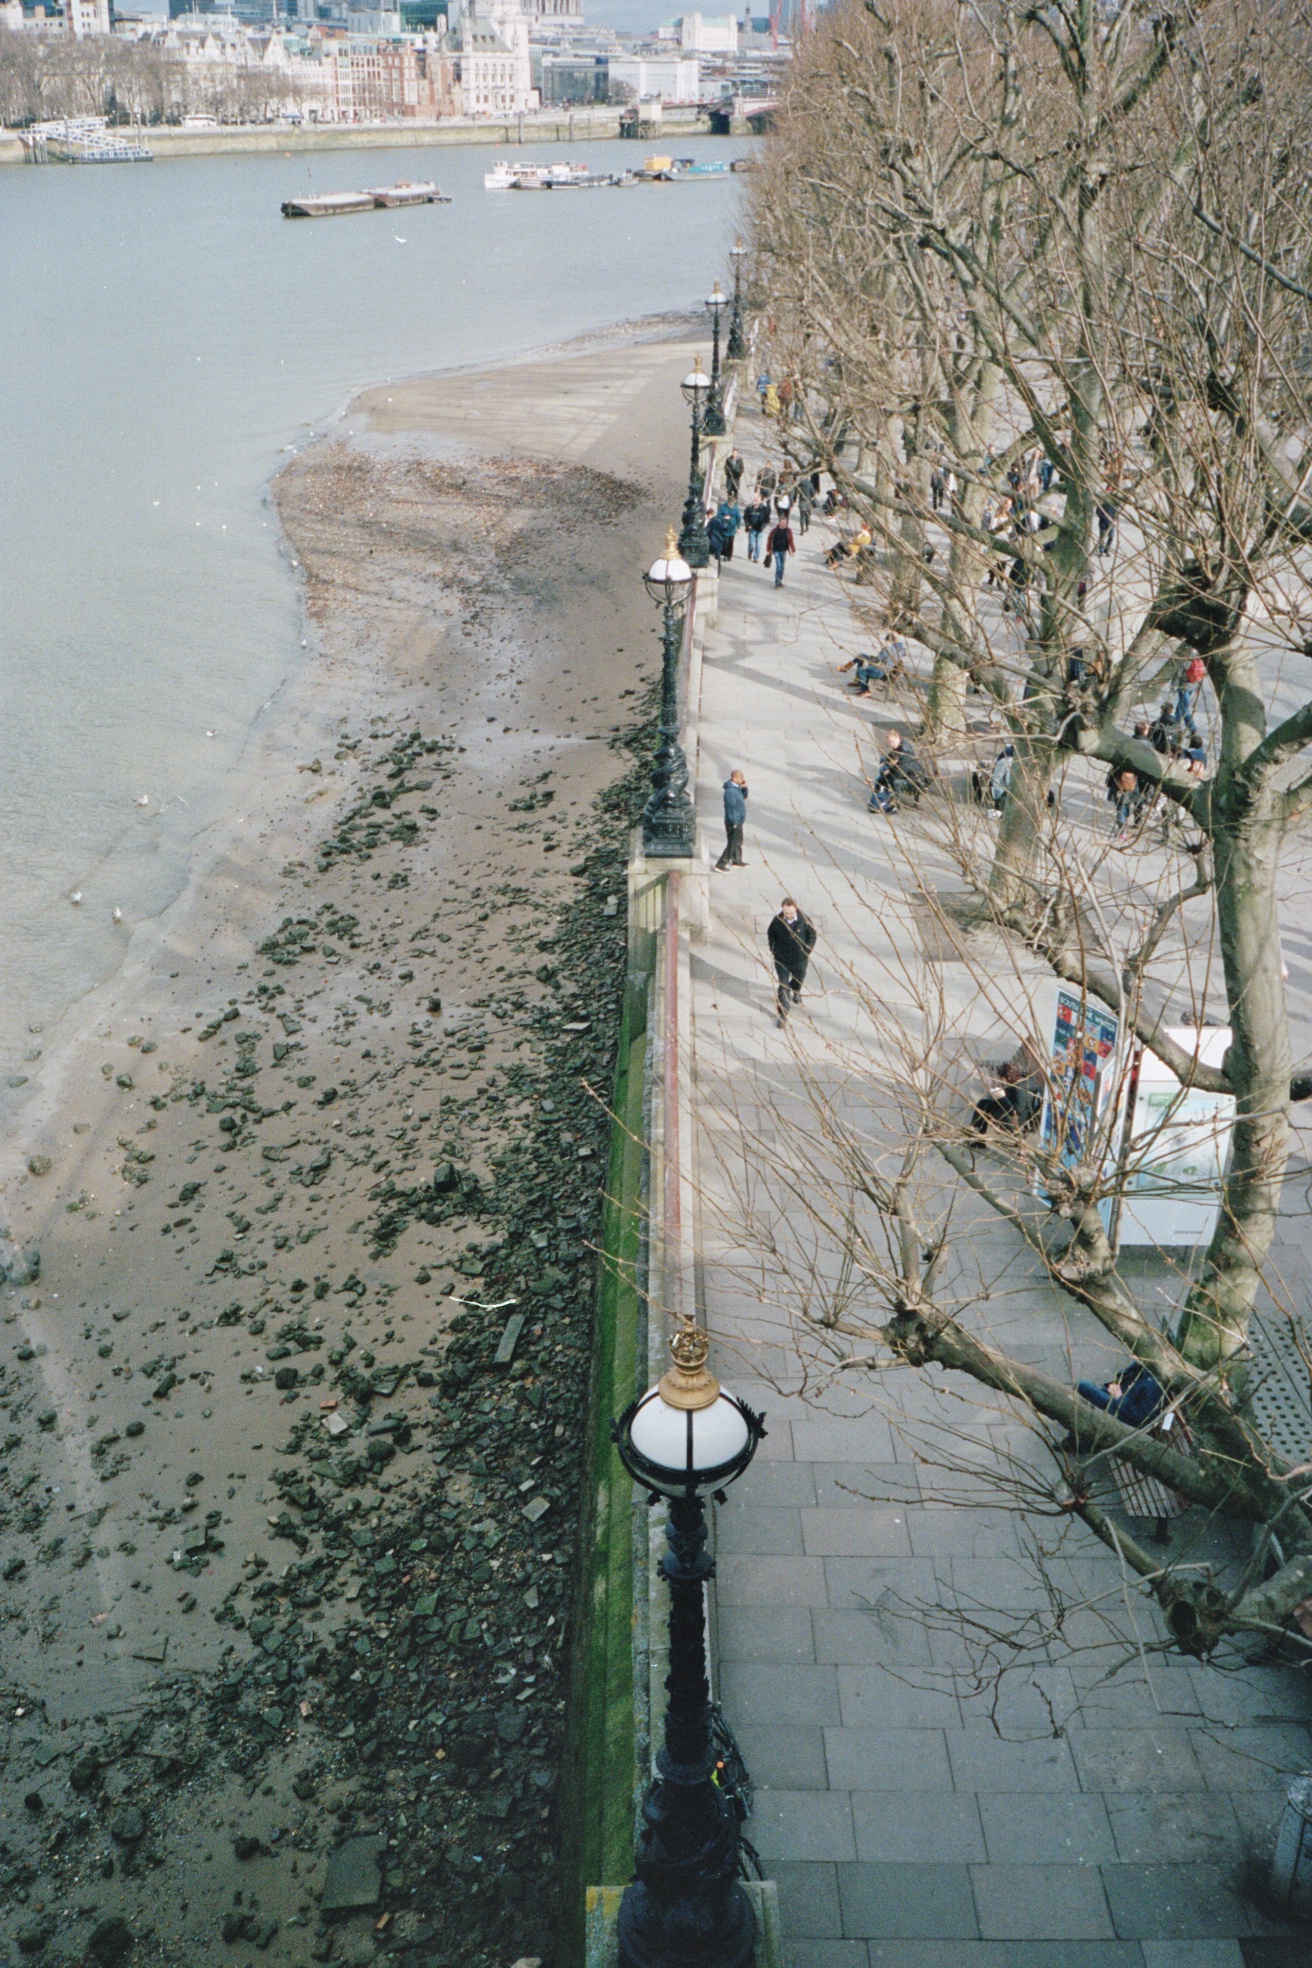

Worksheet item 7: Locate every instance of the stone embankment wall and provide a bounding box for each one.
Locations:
[565,373,786,1965]
[0,107,712,166]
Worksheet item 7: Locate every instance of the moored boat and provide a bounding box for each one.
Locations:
[282,191,378,218]
[282,182,451,218]
[483,159,591,190]
[368,180,449,207]
[638,155,733,181]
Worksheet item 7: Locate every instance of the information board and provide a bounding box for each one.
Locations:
[1038,987,1120,1173]
[1116,1028,1234,1248]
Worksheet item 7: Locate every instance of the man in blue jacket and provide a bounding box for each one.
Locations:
[714,770,749,870]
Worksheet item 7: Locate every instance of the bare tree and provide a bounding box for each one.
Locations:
[704,809,1312,1671]
[726,0,1312,1672]
[0,28,303,126]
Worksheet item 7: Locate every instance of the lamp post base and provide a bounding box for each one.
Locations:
[617,1490,760,1968]
[618,1866,757,1968]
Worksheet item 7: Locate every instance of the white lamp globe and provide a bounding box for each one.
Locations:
[643,529,693,608]
[629,1384,752,1490]
[616,1320,764,1498]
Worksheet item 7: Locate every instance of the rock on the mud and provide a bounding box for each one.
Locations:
[86,1916,135,1965]
[321,1832,386,1912]
[0,1237,40,1286]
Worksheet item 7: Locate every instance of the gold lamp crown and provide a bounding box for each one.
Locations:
[659,1318,721,1411]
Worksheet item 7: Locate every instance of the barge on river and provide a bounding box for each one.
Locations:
[281,180,450,217]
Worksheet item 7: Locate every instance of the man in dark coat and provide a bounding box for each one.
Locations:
[723,449,744,503]
[767,898,816,1026]
[715,770,749,870]
[868,730,927,813]
[743,497,771,562]
[768,515,796,587]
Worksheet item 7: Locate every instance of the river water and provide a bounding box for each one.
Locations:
[0,137,742,1076]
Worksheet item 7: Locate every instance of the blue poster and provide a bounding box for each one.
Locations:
[1039,988,1120,1175]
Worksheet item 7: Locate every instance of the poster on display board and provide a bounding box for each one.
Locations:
[1038,986,1121,1178]
[1115,1027,1234,1248]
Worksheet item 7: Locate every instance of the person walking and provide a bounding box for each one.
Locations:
[713,497,741,562]
[723,448,744,503]
[767,513,795,586]
[767,897,816,1027]
[796,477,814,534]
[743,495,770,562]
[755,369,771,412]
[714,769,749,870]
[1112,768,1143,839]
[1174,654,1206,732]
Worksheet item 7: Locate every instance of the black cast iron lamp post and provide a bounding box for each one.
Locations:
[702,283,727,438]
[613,1318,766,1968]
[640,531,696,859]
[678,359,711,568]
[726,239,746,363]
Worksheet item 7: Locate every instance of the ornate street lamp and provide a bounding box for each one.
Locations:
[613,1317,767,1968]
[726,239,747,364]
[678,359,711,568]
[702,282,728,438]
[640,532,696,860]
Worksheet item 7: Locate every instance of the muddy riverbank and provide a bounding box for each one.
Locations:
[0,328,700,1968]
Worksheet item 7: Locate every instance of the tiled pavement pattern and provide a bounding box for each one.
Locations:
[687,423,1312,1965]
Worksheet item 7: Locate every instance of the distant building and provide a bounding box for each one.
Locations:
[346,4,399,28]
[532,47,605,100]
[320,29,453,115]
[608,52,697,99]
[9,0,111,27]
[456,0,535,113]
[676,10,734,51]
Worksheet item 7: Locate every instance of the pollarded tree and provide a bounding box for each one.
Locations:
[749,0,1312,1376]
[727,0,1312,1667]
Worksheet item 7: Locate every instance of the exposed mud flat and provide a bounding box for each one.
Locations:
[0,330,698,1967]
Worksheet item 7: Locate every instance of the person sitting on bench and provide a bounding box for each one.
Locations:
[839,649,890,695]
[971,1059,1024,1132]
[1075,1362,1167,1430]
[868,731,927,813]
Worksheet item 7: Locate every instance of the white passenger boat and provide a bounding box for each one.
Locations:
[482,159,591,190]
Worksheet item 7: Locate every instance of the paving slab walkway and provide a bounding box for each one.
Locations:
[688,416,1312,1967]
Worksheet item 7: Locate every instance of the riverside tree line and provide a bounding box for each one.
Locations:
[739,0,1312,1678]
[0,27,301,127]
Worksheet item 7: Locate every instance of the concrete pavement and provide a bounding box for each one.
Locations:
[687,419,1312,1964]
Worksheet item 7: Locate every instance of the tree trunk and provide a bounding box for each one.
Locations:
[1176,756,1291,1369]
[923,361,1000,741]
[986,725,1056,910]
[924,656,969,738]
